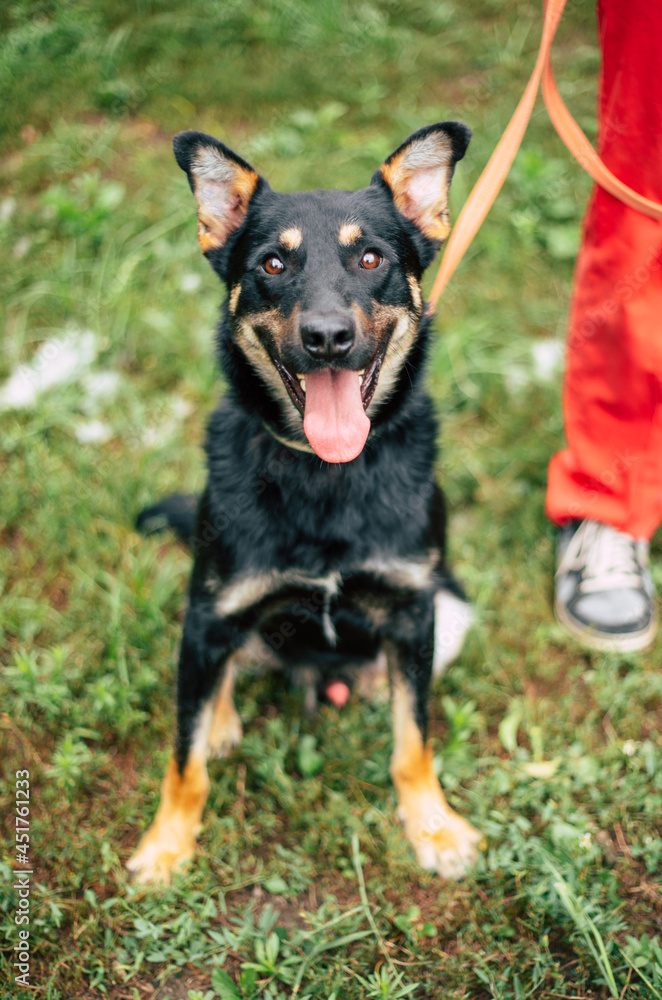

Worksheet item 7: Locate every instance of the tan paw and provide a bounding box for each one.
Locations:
[126,823,196,884]
[208,706,243,758]
[399,796,483,880]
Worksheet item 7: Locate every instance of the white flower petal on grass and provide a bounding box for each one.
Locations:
[179,272,202,293]
[140,396,194,449]
[169,396,194,420]
[0,196,16,221]
[142,421,176,448]
[74,419,113,443]
[0,329,98,410]
[503,364,529,393]
[622,739,638,757]
[80,370,122,413]
[531,338,564,382]
[520,759,560,778]
[0,370,37,409]
[13,235,32,260]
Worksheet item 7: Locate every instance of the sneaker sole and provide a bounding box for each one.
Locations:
[554,599,658,653]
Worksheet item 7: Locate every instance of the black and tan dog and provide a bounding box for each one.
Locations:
[127,123,482,883]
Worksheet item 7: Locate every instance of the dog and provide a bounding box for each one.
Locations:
[127,122,483,883]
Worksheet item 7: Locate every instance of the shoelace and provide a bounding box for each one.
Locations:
[557,520,642,595]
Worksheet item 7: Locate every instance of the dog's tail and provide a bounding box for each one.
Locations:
[136,493,198,547]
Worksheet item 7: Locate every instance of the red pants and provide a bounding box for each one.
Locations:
[545,0,662,539]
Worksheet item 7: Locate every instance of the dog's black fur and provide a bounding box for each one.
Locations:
[129,122,482,882]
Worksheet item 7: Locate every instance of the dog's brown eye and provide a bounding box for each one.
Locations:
[263,255,285,275]
[360,250,382,270]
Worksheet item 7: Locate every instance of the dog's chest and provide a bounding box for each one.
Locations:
[210,552,437,653]
[207,396,438,572]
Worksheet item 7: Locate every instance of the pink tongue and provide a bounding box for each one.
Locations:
[303,369,370,463]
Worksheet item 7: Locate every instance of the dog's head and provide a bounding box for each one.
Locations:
[173,123,470,463]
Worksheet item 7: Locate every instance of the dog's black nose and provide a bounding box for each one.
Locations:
[300,312,355,360]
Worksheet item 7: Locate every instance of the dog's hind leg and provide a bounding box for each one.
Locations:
[208,658,243,758]
[432,587,474,678]
[423,484,475,678]
[384,597,482,879]
[127,589,244,883]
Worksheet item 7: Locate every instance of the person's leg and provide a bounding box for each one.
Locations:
[546,0,662,650]
[547,0,662,536]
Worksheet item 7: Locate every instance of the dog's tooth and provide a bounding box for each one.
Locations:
[300,377,306,392]
[357,369,365,375]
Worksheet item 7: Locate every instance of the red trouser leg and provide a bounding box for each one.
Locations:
[545,0,662,540]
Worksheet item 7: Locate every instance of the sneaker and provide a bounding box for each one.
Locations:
[555,518,657,652]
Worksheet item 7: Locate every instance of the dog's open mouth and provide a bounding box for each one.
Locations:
[273,352,384,464]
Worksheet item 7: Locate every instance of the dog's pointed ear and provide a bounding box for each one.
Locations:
[173,131,263,254]
[374,122,471,244]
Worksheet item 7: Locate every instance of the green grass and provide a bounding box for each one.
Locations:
[1,1,662,997]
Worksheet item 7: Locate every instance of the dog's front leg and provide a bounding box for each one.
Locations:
[127,592,244,884]
[384,595,483,879]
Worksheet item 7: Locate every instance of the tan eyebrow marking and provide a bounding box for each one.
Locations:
[338,222,363,246]
[229,283,241,314]
[279,227,303,251]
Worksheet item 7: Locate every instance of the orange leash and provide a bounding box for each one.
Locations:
[426,0,662,315]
